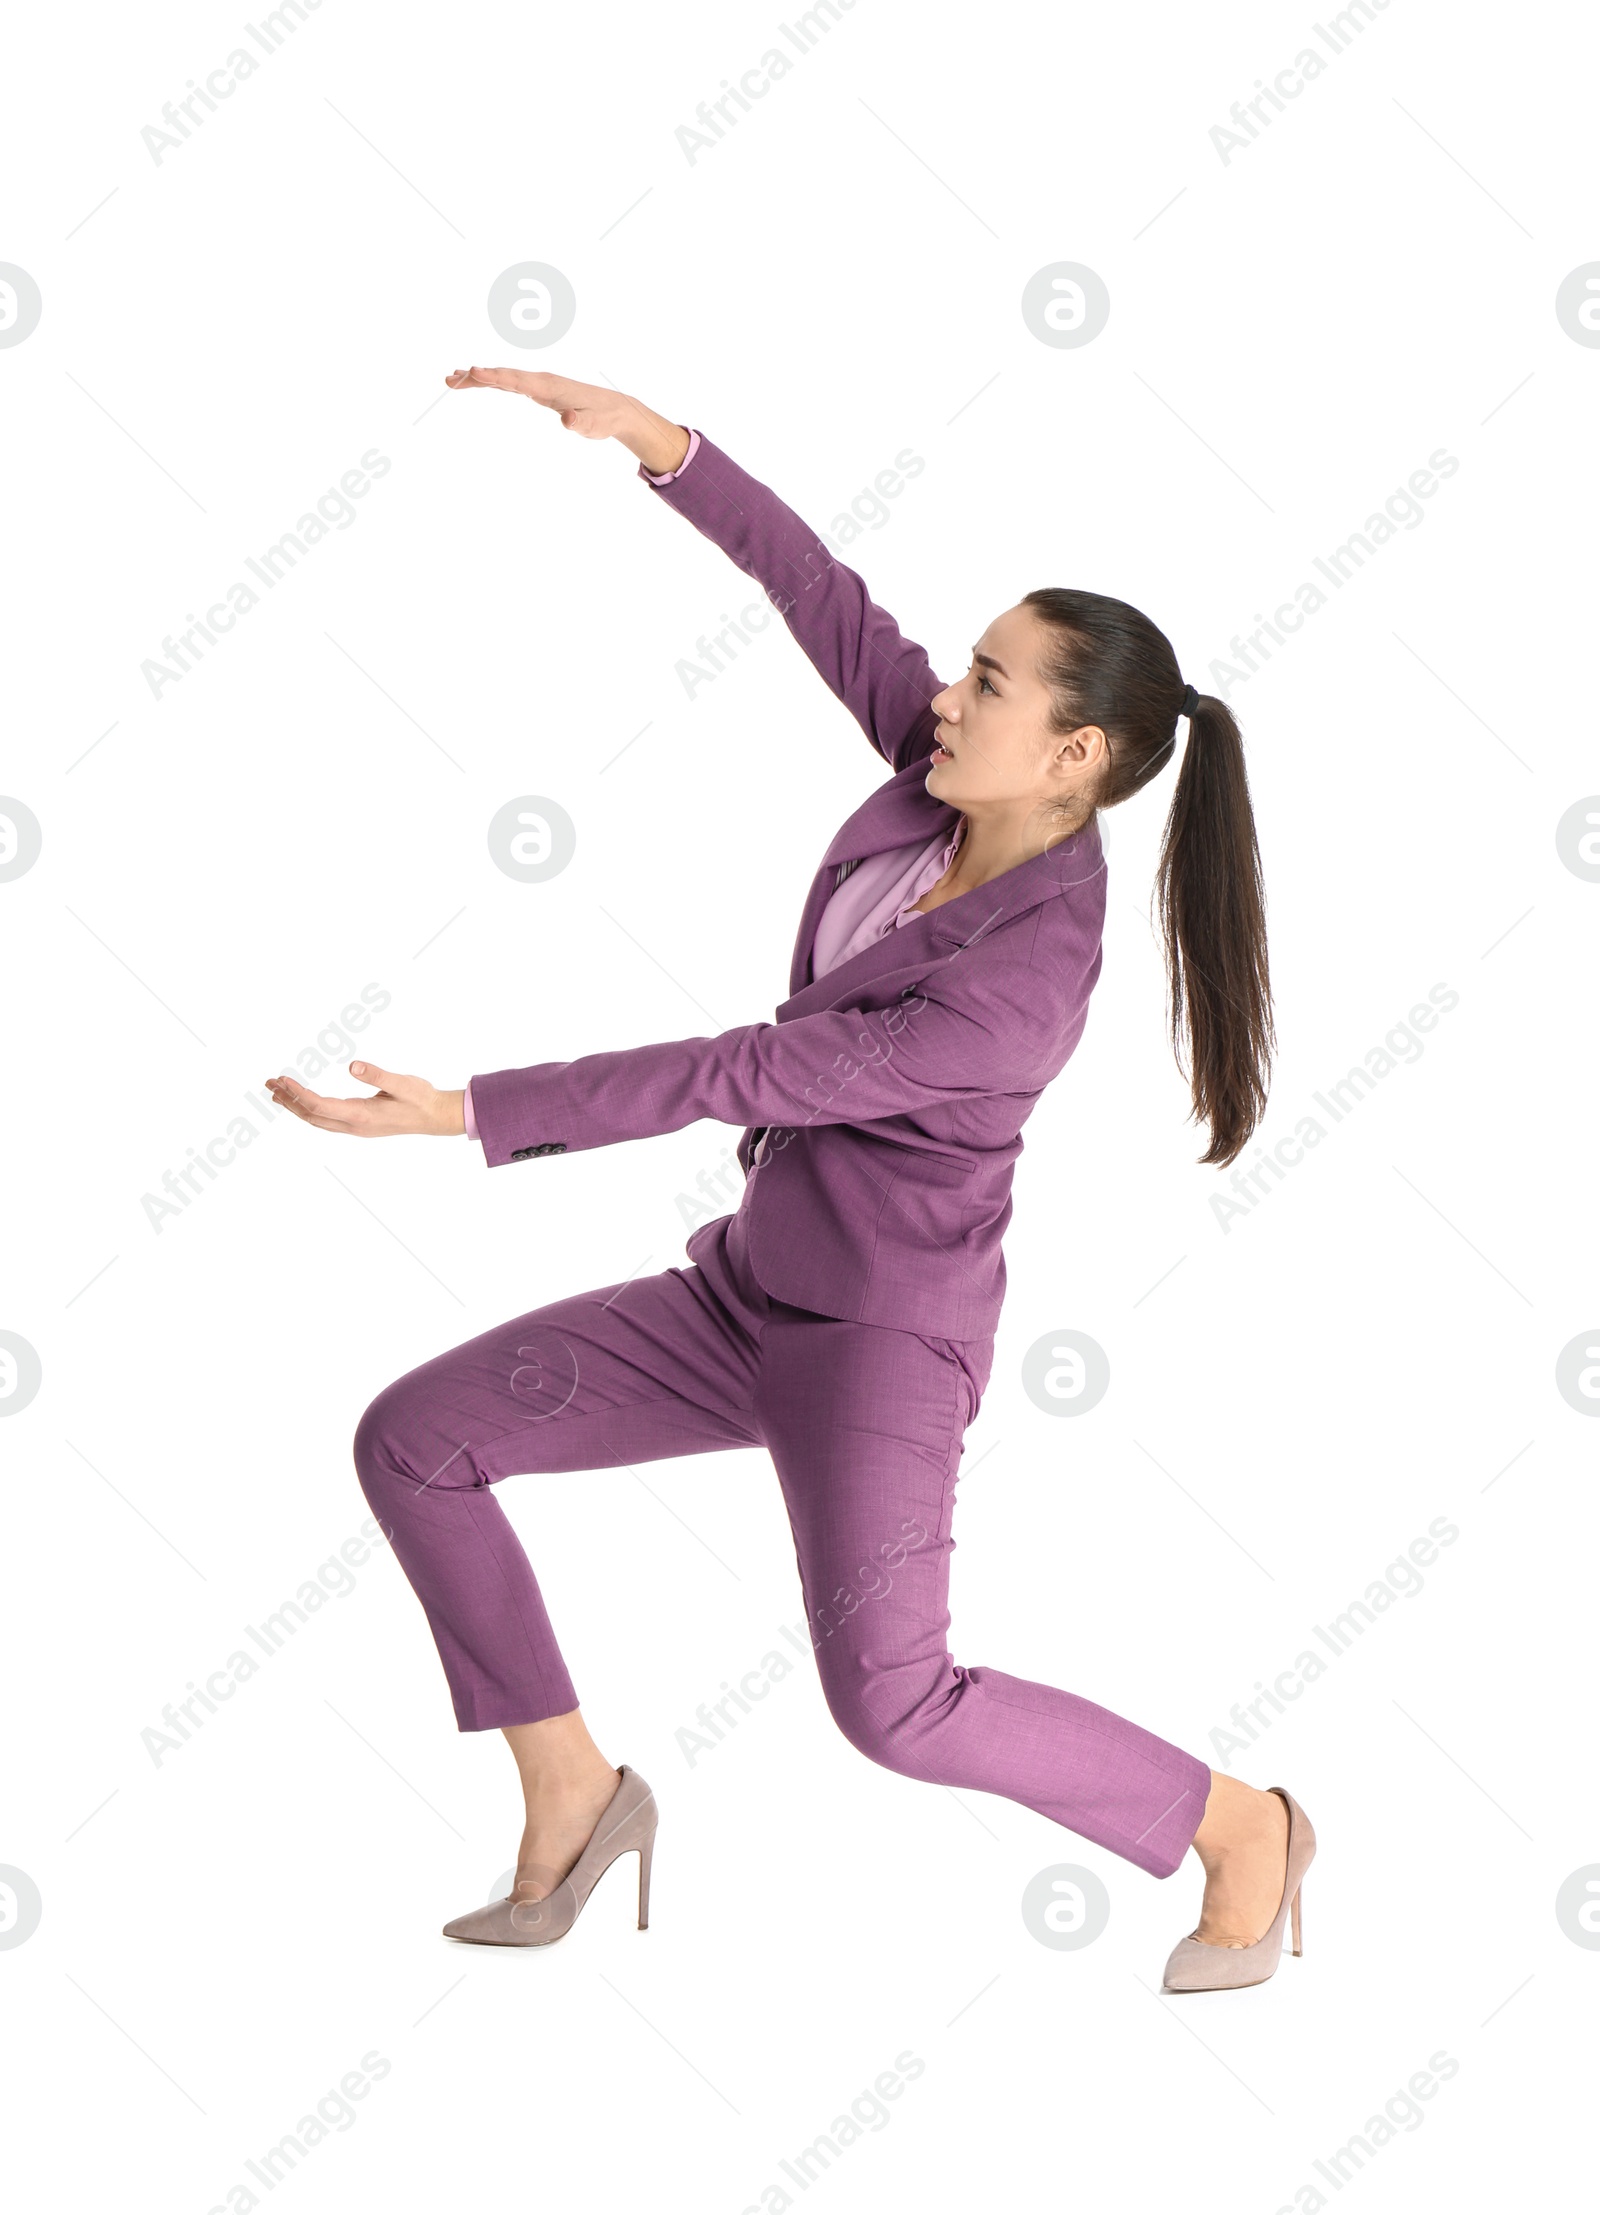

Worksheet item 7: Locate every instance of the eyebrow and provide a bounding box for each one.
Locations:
[971,647,1010,680]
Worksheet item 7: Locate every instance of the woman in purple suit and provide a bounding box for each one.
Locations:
[268,371,1314,1990]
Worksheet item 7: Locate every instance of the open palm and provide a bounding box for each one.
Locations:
[265,1063,463,1137]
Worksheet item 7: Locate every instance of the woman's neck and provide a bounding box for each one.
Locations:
[913,800,1093,915]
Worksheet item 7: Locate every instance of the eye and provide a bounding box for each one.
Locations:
[976,669,997,696]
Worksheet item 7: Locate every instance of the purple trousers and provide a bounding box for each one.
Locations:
[353,1211,1210,1879]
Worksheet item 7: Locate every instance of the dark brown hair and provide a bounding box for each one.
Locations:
[1022,588,1273,1167]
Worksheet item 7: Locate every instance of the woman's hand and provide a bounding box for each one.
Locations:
[444,367,691,476]
[264,1063,466,1138]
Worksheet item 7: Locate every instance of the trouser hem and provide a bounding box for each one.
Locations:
[451,1681,581,1734]
[1130,1780,1210,1878]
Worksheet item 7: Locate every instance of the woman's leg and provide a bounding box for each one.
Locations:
[753,1308,1217,1878]
[352,1229,765,1896]
[498,1711,626,1906]
[1184,1772,1291,1944]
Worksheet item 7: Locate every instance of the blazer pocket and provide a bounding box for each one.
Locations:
[872,1142,981,1259]
[879,1141,977,1184]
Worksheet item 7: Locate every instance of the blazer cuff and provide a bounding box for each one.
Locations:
[467,1064,573,1167]
[638,427,700,485]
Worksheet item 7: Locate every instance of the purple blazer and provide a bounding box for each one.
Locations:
[469,432,1107,1340]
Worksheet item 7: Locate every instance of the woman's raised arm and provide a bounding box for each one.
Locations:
[446,367,943,771]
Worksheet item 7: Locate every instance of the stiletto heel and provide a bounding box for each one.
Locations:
[442,1766,659,1949]
[637,1828,654,1930]
[1161,1785,1316,1993]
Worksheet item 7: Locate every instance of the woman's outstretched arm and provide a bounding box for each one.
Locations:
[446,367,943,772]
[262,931,1097,1158]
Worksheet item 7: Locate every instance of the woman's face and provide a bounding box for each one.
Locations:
[925,605,1106,822]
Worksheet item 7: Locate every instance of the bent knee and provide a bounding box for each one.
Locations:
[352,1381,475,1494]
[815,1658,945,1782]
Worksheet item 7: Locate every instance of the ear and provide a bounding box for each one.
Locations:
[1054,723,1107,770]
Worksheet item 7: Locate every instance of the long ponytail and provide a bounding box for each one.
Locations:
[1153,693,1272,1166]
[1022,590,1274,1167]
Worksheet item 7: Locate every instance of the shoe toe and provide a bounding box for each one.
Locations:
[441,1903,501,1941]
[442,1885,575,1946]
[1160,1937,1216,1992]
[1162,1933,1274,1992]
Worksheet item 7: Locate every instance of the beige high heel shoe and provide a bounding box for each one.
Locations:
[1161,1785,1315,1993]
[442,1765,658,1948]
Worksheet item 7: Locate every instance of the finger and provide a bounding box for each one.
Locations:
[270,1087,376,1134]
[267,1083,340,1125]
[271,1091,330,1128]
[265,1073,324,1111]
[468,365,536,394]
[265,1074,362,1122]
[499,369,586,412]
[445,366,512,392]
[348,1060,404,1093]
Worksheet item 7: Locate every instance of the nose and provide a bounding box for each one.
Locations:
[930,683,959,721]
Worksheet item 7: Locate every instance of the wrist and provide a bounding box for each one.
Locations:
[618,404,691,477]
[437,1087,467,1137]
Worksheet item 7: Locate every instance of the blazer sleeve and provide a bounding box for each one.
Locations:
[468,967,1071,1167]
[639,430,943,773]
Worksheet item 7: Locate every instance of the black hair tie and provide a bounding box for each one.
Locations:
[1178,682,1200,719]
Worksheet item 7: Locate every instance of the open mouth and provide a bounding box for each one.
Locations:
[931,738,954,762]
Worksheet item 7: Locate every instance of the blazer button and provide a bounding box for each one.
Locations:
[511,1146,535,1161]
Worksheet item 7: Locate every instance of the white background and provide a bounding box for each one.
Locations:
[2,0,1595,2207]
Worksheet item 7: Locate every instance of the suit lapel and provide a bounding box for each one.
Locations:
[820,759,957,868]
[780,811,1105,1020]
[787,761,962,995]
